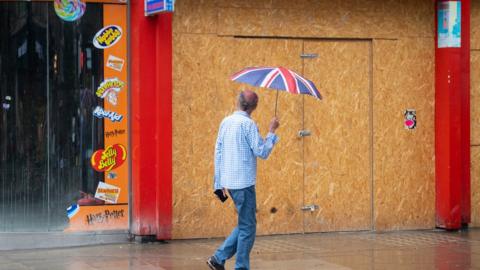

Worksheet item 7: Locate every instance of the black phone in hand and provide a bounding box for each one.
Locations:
[214,189,228,203]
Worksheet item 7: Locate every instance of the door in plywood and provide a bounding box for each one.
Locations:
[302,40,372,232]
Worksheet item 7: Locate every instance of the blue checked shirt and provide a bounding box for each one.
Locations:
[214,111,279,190]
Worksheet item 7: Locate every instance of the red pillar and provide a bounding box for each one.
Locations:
[435,0,470,229]
[130,0,173,239]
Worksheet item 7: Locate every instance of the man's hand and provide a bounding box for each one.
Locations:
[269,117,280,133]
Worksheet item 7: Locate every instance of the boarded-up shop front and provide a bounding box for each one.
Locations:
[171,0,437,239]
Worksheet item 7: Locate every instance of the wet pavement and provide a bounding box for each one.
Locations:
[0,229,479,270]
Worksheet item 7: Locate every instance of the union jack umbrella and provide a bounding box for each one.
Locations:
[230,66,322,115]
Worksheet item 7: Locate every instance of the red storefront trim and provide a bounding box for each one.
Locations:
[130,0,173,239]
[435,0,470,229]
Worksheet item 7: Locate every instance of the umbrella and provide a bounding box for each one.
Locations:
[230,66,322,115]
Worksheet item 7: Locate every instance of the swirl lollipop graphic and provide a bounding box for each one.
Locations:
[54,0,86,22]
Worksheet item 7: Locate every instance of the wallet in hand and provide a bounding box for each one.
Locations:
[214,189,229,203]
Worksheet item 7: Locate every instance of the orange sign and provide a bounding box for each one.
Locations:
[90,144,127,172]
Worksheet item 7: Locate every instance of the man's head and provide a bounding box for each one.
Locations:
[238,90,258,115]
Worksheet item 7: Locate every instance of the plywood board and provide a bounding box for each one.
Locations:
[217,0,433,39]
[172,0,217,34]
[303,40,372,232]
[373,38,435,230]
[472,52,480,145]
[172,34,305,238]
[471,147,480,227]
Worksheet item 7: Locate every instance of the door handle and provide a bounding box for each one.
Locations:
[301,204,319,212]
[298,130,311,137]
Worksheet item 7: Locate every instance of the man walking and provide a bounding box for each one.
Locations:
[207,90,280,270]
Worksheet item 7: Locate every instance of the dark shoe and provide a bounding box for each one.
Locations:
[206,256,225,270]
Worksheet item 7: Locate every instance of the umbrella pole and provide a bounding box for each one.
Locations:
[274,90,279,117]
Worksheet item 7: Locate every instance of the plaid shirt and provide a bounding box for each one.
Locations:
[214,111,279,190]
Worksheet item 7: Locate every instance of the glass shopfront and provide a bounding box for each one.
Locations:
[0,0,129,232]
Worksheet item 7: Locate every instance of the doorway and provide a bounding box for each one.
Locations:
[220,38,374,234]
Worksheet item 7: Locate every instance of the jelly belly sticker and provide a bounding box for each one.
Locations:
[54,0,86,22]
[91,144,127,172]
[106,55,125,72]
[67,204,80,219]
[95,182,120,204]
[93,25,122,49]
[93,106,123,122]
[96,78,125,106]
[404,109,417,130]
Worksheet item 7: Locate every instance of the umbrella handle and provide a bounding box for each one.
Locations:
[274,90,279,117]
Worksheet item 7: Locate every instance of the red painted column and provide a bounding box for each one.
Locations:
[435,0,470,230]
[130,0,173,239]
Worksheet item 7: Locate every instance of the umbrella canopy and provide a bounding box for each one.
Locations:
[230,66,322,99]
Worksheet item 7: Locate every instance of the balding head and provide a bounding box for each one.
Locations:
[238,90,258,114]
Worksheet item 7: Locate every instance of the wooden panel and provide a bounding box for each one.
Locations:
[217,0,433,39]
[472,0,480,50]
[472,52,480,145]
[471,147,480,227]
[303,40,372,232]
[172,34,304,238]
[373,39,435,230]
[472,52,480,227]
[172,0,217,34]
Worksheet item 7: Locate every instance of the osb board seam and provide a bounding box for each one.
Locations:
[217,5,433,39]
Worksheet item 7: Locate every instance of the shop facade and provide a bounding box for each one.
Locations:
[0,0,479,248]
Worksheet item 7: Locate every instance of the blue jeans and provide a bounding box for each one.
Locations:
[214,185,256,270]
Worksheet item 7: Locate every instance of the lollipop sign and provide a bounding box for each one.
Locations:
[54,0,86,22]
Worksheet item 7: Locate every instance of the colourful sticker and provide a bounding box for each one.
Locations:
[67,204,80,219]
[54,0,86,22]
[93,25,123,49]
[90,144,127,172]
[93,106,123,122]
[96,78,125,106]
[107,171,118,179]
[404,109,417,130]
[106,55,125,72]
[95,182,121,204]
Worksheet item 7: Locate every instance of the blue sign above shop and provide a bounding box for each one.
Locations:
[145,0,174,16]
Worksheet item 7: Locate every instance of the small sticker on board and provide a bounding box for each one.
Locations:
[404,109,416,130]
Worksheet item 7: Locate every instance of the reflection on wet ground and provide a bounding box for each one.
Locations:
[0,229,479,270]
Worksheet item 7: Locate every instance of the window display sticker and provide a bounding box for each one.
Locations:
[90,144,127,172]
[105,129,126,138]
[106,55,125,72]
[437,1,461,48]
[107,171,118,179]
[93,106,123,122]
[93,25,123,49]
[96,78,125,106]
[67,204,80,219]
[95,182,121,204]
[404,109,416,130]
[54,0,86,22]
